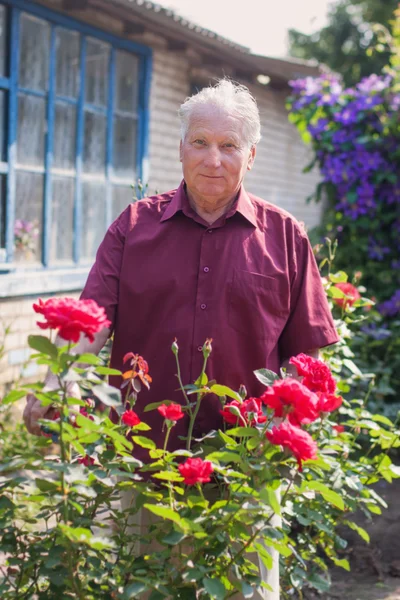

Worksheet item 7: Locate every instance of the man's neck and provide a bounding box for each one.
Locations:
[186,189,238,225]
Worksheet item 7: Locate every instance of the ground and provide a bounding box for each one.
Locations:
[305,479,400,600]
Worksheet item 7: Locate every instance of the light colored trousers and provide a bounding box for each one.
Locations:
[120,490,281,600]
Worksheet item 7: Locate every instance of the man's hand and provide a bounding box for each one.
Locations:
[23,381,81,436]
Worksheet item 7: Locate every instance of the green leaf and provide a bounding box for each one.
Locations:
[95,366,122,376]
[329,271,348,283]
[92,384,121,407]
[35,478,59,492]
[143,400,174,413]
[308,572,331,592]
[28,335,58,359]
[254,543,273,570]
[344,520,370,543]
[253,368,280,387]
[74,353,101,365]
[342,359,362,376]
[209,384,241,402]
[207,451,242,464]
[302,482,344,510]
[195,372,208,386]
[203,577,227,599]
[2,389,27,405]
[331,557,350,571]
[226,427,259,438]
[260,486,281,516]
[123,582,148,598]
[143,504,188,531]
[152,471,183,482]
[132,436,156,449]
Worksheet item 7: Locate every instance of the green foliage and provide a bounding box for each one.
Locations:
[288,0,398,86]
[0,282,399,598]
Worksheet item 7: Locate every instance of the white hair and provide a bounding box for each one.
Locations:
[178,79,261,148]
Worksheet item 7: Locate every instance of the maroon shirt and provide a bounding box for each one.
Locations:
[81,181,338,457]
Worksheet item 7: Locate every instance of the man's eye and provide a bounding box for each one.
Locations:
[193,139,205,145]
[224,143,235,149]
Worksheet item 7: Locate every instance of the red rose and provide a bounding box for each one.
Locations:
[78,455,95,466]
[220,400,243,425]
[317,392,343,413]
[333,424,345,434]
[334,282,361,308]
[289,353,336,394]
[221,398,267,426]
[241,397,267,425]
[266,421,317,470]
[261,378,319,426]
[121,409,141,427]
[178,457,214,485]
[157,403,184,421]
[33,297,111,343]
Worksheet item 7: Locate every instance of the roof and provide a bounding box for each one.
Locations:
[89,0,320,85]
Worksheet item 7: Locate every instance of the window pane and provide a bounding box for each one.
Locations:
[112,186,132,221]
[19,13,50,91]
[17,94,46,167]
[115,50,139,113]
[0,90,7,162]
[85,38,110,107]
[0,175,5,249]
[54,103,76,170]
[83,111,106,174]
[81,181,106,260]
[15,171,43,263]
[50,177,74,263]
[0,5,7,77]
[113,116,137,180]
[56,28,80,98]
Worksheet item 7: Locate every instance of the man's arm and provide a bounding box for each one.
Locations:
[23,326,110,435]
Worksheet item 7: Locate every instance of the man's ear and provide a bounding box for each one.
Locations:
[179,140,183,163]
[247,145,256,171]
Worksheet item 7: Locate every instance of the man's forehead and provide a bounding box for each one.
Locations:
[187,106,244,137]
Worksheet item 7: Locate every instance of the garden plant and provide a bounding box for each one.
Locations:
[287,5,400,419]
[0,260,399,599]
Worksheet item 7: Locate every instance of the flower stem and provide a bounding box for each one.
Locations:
[186,354,208,450]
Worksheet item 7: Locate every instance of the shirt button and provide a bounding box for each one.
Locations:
[203,266,210,273]
[200,303,207,310]
[197,345,202,352]
[208,229,212,234]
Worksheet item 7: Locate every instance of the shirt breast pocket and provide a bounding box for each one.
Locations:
[228,269,289,341]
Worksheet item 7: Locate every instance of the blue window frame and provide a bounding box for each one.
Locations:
[0,0,152,270]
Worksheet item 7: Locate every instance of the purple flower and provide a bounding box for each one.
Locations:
[357,74,392,93]
[378,290,400,317]
[289,76,322,96]
[316,93,340,107]
[308,118,330,138]
[354,95,383,111]
[332,129,356,146]
[368,237,391,261]
[333,105,358,125]
[360,322,391,340]
[391,258,400,270]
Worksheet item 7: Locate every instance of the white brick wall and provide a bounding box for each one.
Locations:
[147,49,190,193]
[245,87,323,229]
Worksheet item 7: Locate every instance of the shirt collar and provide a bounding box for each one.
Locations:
[160,180,257,228]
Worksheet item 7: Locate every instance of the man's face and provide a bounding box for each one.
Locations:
[180,106,256,204]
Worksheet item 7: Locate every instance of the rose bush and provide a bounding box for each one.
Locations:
[0,288,399,599]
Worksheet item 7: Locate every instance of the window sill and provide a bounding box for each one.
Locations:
[0,266,91,298]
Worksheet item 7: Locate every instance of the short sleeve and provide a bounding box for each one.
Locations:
[80,207,130,330]
[278,231,339,360]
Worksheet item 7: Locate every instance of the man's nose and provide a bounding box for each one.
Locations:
[204,146,221,168]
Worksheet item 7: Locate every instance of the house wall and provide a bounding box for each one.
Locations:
[0,9,322,395]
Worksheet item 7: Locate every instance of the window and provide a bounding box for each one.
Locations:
[0,1,151,270]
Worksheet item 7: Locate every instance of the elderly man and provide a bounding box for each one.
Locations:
[25,79,338,599]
